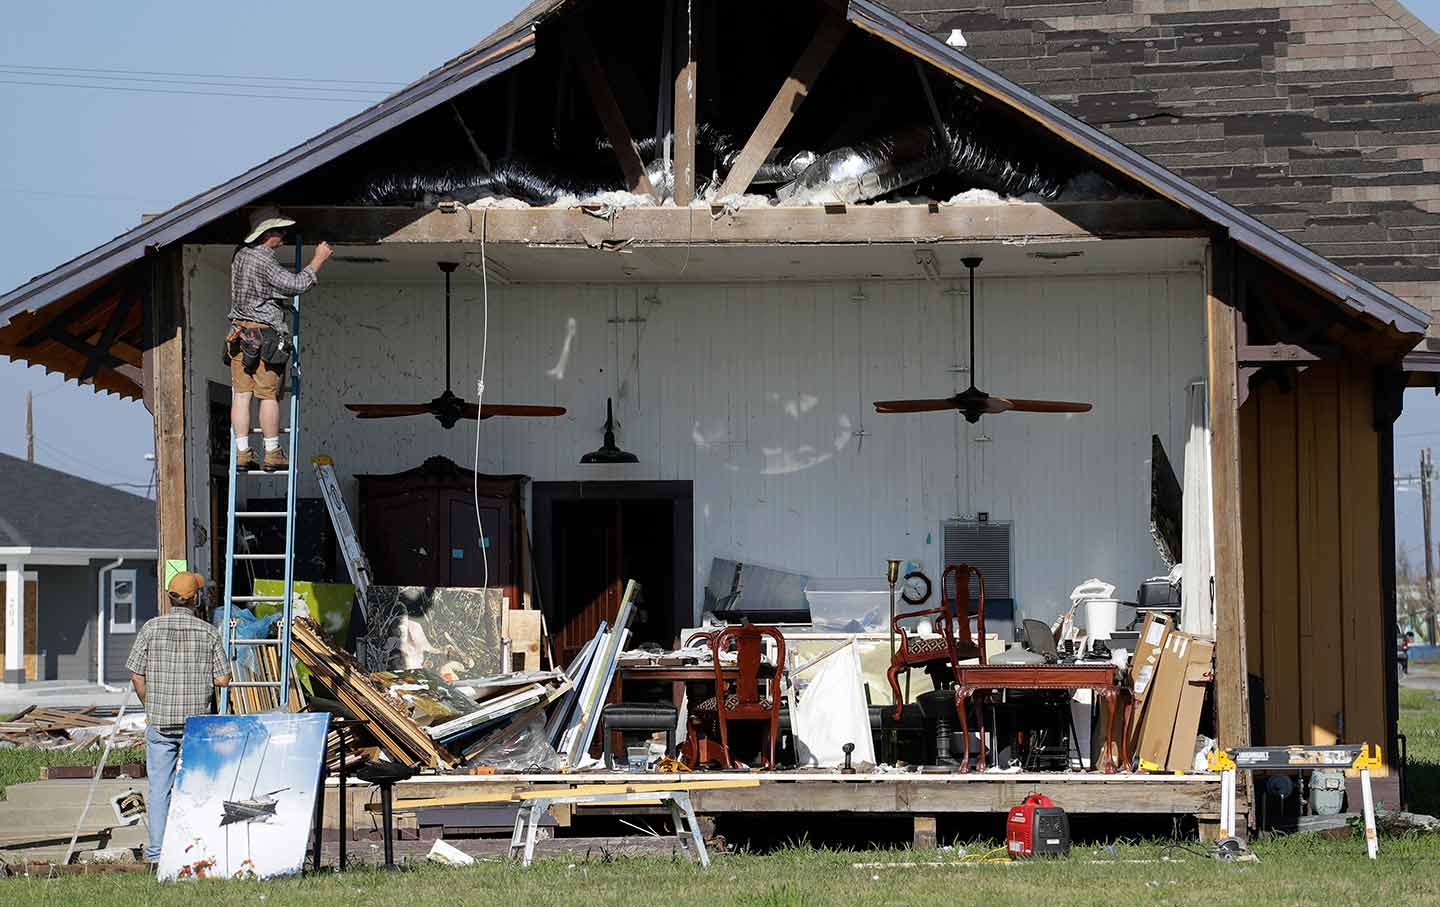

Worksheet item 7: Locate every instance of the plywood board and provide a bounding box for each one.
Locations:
[1256,383,1301,745]
[1298,365,1344,745]
[503,608,543,673]
[0,580,39,681]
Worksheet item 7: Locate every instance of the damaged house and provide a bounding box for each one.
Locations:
[0,0,1427,837]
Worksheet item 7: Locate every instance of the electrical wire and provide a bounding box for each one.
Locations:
[0,78,380,103]
[473,207,491,596]
[0,67,385,96]
[0,62,406,86]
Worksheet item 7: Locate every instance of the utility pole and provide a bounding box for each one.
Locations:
[1423,449,1436,644]
[25,391,33,463]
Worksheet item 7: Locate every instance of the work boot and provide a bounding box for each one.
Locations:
[262,448,289,473]
[235,448,257,470]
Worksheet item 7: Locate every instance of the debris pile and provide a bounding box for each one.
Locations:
[0,707,143,751]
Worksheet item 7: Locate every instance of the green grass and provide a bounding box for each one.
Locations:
[5,837,1440,906]
[0,746,144,802]
[1400,685,1440,816]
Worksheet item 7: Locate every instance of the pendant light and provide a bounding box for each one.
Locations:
[580,397,638,464]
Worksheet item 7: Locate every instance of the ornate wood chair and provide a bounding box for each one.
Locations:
[693,623,786,769]
[887,564,986,719]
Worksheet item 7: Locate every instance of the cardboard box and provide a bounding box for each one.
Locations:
[1126,611,1172,749]
[1165,637,1214,772]
[1135,629,1215,772]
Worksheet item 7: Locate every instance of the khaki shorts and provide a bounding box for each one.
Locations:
[229,321,287,401]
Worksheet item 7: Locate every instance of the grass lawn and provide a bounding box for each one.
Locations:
[3,689,1439,903]
[0,746,144,802]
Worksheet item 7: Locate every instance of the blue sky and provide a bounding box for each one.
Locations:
[1,1,1438,556]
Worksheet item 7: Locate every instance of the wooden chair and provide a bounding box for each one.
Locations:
[698,624,786,769]
[887,564,986,719]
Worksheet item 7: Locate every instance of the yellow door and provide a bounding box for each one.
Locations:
[0,579,40,681]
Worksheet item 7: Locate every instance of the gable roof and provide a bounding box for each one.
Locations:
[889,0,1440,345]
[0,0,1428,343]
[0,453,156,553]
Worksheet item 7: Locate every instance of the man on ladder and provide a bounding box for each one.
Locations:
[226,206,332,471]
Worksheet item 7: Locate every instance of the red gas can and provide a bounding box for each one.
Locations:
[1006,793,1070,857]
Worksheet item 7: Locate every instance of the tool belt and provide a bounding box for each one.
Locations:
[224,321,290,373]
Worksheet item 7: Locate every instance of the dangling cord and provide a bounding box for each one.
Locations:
[473,206,491,594]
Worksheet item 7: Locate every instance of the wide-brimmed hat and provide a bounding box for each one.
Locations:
[245,206,296,244]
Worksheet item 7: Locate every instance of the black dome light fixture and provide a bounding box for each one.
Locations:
[580,397,638,464]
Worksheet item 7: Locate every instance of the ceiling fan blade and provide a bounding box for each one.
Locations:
[996,397,1093,414]
[345,403,433,419]
[874,397,960,414]
[459,403,569,421]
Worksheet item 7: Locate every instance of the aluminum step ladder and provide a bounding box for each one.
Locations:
[218,238,307,712]
[312,455,371,623]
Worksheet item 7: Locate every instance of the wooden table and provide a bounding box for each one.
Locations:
[951,663,1130,774]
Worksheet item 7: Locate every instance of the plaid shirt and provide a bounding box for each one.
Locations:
[125,607,229,731]
[229,245,317,331]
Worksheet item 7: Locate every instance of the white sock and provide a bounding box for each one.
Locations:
[235,436,251,452]
[263,436,281,453]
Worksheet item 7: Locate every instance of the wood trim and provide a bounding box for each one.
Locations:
[1207,240,1253,761]
[672,0,698,207]
[570,28,656,199]
[185,201,1209,247]
[148,247,187,612]
[716,13,847,198]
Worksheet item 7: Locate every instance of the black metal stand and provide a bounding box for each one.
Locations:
[310,736,328,872]
[337,724,348,871]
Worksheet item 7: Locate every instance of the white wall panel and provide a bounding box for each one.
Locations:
[185,254,1204,623]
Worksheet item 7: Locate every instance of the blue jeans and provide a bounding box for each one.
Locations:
[145,725,184,862]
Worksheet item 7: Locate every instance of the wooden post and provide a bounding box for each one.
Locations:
[1207,238,1252,820]
[147,247,188,611]
[716,14,846,198]
[571,28,657,199]
[672,0,698,207]
[912,815,937,850]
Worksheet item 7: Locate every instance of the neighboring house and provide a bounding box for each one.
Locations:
[0,453,157,685]
[893,0,1440,354]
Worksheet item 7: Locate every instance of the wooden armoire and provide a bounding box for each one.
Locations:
[357,456,527,607]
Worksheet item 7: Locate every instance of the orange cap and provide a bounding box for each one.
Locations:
[167,571,206,603]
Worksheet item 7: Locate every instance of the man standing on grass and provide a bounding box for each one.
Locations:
[227,205,332,472]
[126,572,231,863]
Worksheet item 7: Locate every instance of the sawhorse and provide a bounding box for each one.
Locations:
[1210,743,1382,859]
[509,789,709,867]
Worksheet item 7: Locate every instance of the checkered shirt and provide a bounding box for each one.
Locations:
[229,244,317,331]
[125,607,229,731]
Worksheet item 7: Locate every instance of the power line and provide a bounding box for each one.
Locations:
[0,77,383,103]
[0,186,171,204]
[0,66,386,97]
[0,61,407,87]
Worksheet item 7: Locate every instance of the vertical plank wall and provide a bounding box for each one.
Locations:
[182,249,1205,623]
[1239,362,1388,767]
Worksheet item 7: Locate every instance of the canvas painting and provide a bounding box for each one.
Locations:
[157,712,330,880]
[362,586,504,678]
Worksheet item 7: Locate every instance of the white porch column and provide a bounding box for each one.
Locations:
[4,561,23,684]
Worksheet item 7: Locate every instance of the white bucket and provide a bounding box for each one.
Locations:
[1085,599,1119,641]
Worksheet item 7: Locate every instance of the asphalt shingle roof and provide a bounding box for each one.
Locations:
[0,452,155,551]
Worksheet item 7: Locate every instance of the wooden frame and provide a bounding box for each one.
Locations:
[147,247,187,610]
[1207,238,1252,822]
[672,0,698,206]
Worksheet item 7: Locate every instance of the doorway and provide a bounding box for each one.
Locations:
[533,482,692,665]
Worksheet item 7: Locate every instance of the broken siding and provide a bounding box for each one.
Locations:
[893,0,1440,343]
[183,257,1204,619]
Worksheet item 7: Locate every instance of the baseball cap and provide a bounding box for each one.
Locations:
[167,572,206,603]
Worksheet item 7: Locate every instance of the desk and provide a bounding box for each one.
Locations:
[951,663,1129,774]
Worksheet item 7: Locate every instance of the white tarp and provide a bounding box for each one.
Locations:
[792,641,876,768]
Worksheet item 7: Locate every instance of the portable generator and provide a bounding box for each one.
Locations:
[1006,793,1071,857]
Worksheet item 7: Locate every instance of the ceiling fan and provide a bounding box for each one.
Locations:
[873,257,1092,424]
[346,262,567,430]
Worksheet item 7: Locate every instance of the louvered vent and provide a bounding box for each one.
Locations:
[941,520,1012,600]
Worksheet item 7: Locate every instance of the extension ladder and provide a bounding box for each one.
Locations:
[312,455,371,623]
[218,237,306,712]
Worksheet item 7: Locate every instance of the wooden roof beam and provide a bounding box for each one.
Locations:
[672,0,698,207]
[716,13,846,199]
[571,27,656,199]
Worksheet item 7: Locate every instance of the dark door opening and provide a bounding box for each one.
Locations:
[534,482,692,665]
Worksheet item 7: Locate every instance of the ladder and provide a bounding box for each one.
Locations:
[312,455,371,623]
[218,237,306,712]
